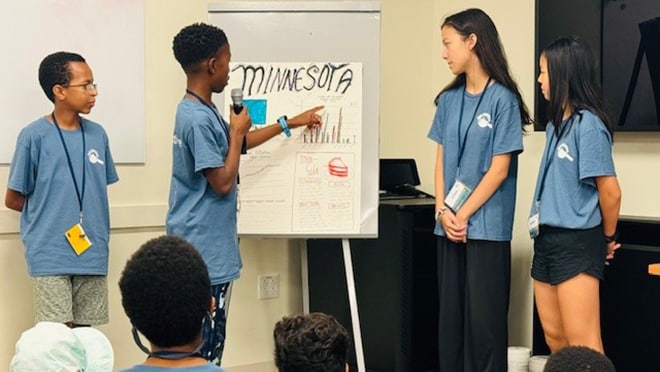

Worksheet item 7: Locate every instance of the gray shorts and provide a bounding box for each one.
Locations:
[31,275,108,325]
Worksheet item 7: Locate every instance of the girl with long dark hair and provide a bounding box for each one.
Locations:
[427,8,531,372]
[530,36,621,353]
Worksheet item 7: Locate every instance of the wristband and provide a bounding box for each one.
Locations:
[278,115,291,137]
[435,206,448,221]
[604,231,618,243]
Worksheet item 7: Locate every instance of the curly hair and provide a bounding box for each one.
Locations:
[118,235,211,348]
[274,313,350,372]
[544,346,615,372]
[172,22,228,72]
[38,51,86,103]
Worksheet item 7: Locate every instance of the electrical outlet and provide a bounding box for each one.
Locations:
[258,273,280,300]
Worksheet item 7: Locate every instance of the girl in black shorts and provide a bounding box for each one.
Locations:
[530,36,621,353]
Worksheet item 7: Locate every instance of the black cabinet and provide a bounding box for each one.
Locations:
[307,199,439,372]
[601,217,660,371]
[532,216,660,372]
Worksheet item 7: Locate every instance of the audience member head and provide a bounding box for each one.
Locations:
[71,327,115,371]
[38,51,86,103]
[274,312,350,372]
[10,321,113,372]
[119,235,212,351]
[543,345,615,372]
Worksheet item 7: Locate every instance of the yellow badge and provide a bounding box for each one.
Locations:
[65,223,92,255]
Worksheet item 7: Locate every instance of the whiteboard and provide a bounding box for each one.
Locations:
[0,0,145,164]
[208,1,380,238]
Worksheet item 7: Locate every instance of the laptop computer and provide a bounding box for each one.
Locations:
[379,158,433,199]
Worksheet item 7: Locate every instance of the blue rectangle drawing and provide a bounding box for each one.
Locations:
[245,99,267,125]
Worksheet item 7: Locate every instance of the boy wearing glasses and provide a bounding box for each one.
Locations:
[4,51,118,327]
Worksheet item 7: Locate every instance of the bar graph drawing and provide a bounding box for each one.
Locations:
[303,107,356,144]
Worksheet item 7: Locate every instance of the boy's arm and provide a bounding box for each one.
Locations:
[5,188,25,212]
[203,133,246,196]
[245,122,289,149]
[246,106,324,149]
[203,108,251,196]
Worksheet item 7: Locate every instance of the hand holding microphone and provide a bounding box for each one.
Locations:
[229,88,250,153]
[231,88,245,114]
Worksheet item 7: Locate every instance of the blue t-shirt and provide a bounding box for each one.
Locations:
[428,82,523,241]
[7,117,118,276]
[530,110,616,229]
[118,363,227,372]
[166,99,241,285]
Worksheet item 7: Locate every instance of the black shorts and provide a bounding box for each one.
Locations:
[531,225,607,285]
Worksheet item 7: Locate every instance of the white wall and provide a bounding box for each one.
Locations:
[1,0,659,369]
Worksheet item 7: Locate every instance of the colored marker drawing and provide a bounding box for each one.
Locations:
[328,157,349,177]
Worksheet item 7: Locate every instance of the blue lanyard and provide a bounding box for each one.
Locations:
[186,89,230,140]
[131,326,204,360]
[150,350,205,360]
[536,114,577,201]
[52,113,85,223]
[456,78,491,171]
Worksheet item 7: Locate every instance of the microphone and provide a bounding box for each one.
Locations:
[230,88,248,155]
[231,88,244,114]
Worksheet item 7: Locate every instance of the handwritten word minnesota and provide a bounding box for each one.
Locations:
[232,63,354,95]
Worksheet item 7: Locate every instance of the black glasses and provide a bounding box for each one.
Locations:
[65,82,98,92]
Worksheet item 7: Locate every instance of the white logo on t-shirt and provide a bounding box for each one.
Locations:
[557,143,574,162]
[87,149,104,165]
[173,135,183,147]
[477,113,492,129]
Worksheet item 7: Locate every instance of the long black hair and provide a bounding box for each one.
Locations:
[542,36,614,137]
[435,8,532,129]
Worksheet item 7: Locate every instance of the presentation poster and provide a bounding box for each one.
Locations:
[224,62,363,235]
